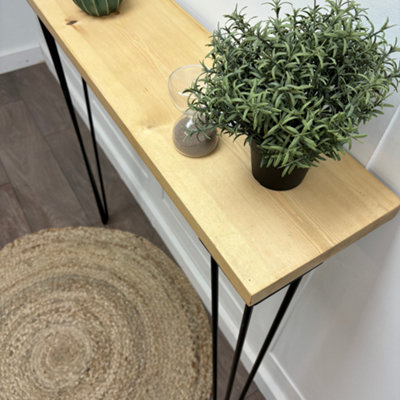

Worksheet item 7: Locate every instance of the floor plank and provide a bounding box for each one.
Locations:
[13,63,71,136]
[0,72,21,106]
[0,101,89,230]
[45,128,109,226]
[0,184,31,249]
[217,331,262,399]
[46,127,169,254]
[0,98,42,145]
[0,158,9,186]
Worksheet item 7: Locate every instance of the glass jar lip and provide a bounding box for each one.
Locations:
[168,64,203,115]
[169,64,203,78]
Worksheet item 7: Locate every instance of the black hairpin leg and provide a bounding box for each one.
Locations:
[38,19,109,224]
[224,305,253,400]
[238,277,302,399]
[211,257,219,399]
[82,78,108,222]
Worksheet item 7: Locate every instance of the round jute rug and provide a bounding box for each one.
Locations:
[0,227,212,400]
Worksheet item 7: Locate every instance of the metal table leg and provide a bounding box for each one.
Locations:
[211,257,219,399]
[238,278,302,400]
[224,305,253,400]
[38,19,109,224]
[211,254,303,400]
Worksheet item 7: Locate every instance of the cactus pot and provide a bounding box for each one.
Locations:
[250,141,308,190]
[72,0,123,16]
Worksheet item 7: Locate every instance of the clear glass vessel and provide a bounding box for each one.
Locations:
[168,65,218,158]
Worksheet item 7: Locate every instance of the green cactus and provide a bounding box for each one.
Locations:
[72,0,123,16]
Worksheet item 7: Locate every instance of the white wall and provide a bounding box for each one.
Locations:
[4,1,400,399]
[0,0,43,73]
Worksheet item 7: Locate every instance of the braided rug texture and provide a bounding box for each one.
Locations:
[0,227,211,400]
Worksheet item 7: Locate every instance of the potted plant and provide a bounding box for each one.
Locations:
[185,0,400,190]
[72,0,123,16]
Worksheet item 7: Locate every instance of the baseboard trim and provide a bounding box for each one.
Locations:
[0,46,44,74]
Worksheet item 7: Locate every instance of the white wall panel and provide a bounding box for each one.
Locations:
[368,105,400,193]
[272,214,400,400]
[0,0,43,72]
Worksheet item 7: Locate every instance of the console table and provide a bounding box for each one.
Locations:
[26,0,400,398]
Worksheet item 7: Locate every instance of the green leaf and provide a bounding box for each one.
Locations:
[285,125,301,135]
[184,0,400,172]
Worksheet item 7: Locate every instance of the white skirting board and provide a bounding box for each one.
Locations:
[0,46,44,74]
[39,37,305,400]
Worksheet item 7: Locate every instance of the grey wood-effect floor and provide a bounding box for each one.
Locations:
[0,63,265,400]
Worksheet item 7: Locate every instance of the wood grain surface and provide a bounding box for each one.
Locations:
[27,0,400,305]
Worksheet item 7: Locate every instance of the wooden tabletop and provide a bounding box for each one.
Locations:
[27,0,400,305]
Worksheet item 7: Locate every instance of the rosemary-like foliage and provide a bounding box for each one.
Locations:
[186,0,400,175]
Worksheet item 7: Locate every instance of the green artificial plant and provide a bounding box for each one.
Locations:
[186,0,400,176]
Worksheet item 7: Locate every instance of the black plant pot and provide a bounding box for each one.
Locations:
[250,142,308,190]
